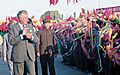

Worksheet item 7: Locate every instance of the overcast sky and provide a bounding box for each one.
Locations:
[0,0,120,19]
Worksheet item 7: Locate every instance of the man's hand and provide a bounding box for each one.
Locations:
[49,49,53,56]
[26,29,33,39]
[22,28,28,35]
[26,33,33,39]
[3,56,7,62]
[37,52,40,57]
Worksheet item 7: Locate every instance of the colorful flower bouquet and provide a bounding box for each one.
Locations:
[0,20,8,36]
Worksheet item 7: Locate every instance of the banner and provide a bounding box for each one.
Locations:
[96,6,120,13]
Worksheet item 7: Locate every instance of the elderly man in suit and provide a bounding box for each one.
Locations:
[9,10,39,75]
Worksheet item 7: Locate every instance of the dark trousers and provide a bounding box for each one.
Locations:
[40,55,56,75]
[35,56,38,75]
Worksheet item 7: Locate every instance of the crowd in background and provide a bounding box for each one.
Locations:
[0,9,120,75]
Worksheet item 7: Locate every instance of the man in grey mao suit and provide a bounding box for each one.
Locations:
[9,10,39,75]
[2,33,13,75]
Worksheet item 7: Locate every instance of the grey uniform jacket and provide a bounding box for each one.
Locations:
[9,23,39,62]
[2,33,12,60]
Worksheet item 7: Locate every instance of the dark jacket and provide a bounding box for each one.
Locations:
[36,27,57,55]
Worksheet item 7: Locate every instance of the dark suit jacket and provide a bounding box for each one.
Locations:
[9,23,39,62]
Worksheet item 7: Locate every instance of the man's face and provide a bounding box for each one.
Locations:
[45,22,51,29]
[19,13,28,25]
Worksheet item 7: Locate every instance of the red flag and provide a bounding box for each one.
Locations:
[93,9,97,16]
[49,0,54,5]
[87,10,90,15]
[31,15,35,19]
[8,16,11,22]
[66,16,74,22]
[104,9,112,19]
[49,0,59,5]
[11,17,19,22]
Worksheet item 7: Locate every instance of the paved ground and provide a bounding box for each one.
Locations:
[0,55,90,75]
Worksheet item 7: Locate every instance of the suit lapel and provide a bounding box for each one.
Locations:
[16,23,22,31]
[12,23,22,36]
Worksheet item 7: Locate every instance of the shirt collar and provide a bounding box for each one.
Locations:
[18,22,24,30]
